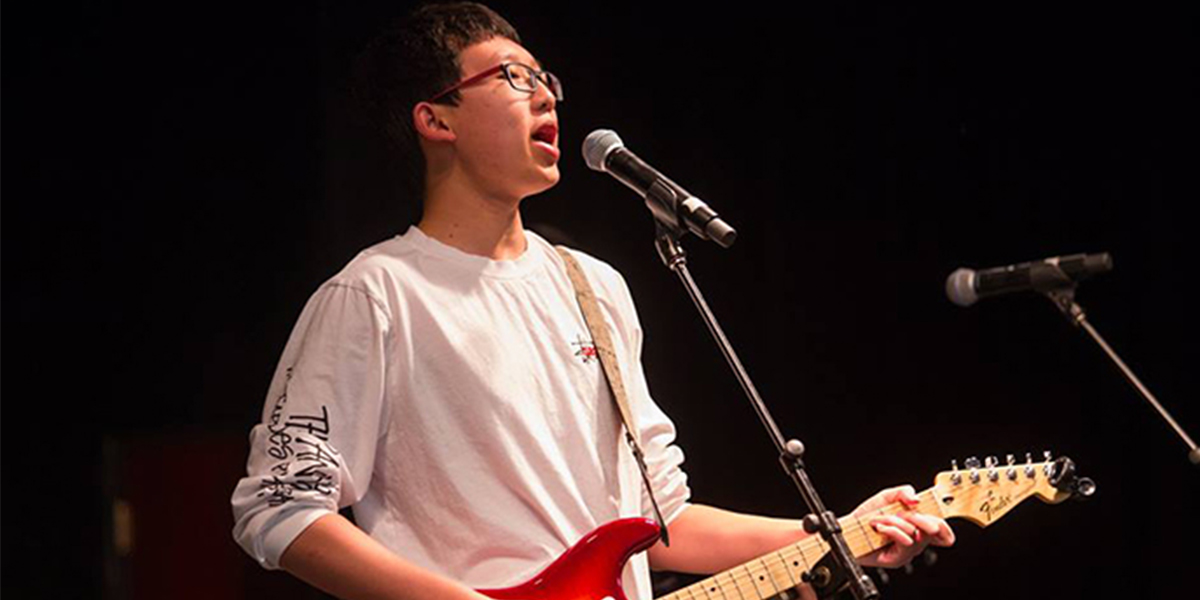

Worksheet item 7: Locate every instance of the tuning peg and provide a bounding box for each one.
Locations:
[965,456,981,483]
[985,456,999,481]
[1043,451,1055,476]
[1006,454,1017,480]
[1024,453,1035,478]
[950,459,962,485]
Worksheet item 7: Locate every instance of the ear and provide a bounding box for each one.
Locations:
[412,101,457,143]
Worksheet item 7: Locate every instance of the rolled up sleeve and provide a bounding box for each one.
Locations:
[230,282,391,569]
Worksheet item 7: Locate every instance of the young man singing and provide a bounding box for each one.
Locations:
[231,4,954,600]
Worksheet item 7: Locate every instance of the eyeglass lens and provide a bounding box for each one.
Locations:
[504,64,562,101]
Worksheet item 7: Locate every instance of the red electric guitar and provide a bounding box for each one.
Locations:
[479,455,1092,600]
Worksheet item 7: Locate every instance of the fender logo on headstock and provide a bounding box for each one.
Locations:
[979,490,1013,522]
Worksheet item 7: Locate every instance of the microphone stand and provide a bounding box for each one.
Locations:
[653,223,880,600]
[1044,288,1200,465]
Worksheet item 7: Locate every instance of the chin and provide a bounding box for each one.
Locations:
[527,167,561,195]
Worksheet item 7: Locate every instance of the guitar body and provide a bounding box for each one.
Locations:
[478,518,662,600]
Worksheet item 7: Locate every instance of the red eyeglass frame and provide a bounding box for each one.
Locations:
[426,62,562,104]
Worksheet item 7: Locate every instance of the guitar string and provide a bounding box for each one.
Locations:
[663,491,943,600]
[662,471,1050,600]
[663,500,919,600]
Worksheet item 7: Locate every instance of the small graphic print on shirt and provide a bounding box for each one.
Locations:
[571,334,598,364]
[257,366,341,506]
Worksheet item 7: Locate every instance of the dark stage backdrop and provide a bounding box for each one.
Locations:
[5,1,1197,599]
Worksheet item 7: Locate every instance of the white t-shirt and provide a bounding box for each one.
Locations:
[231,226,691,600]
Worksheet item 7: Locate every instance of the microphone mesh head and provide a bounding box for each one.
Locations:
[945,268,979,307]
[582,129,623,172]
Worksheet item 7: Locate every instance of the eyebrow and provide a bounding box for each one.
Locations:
[494,52,543,70]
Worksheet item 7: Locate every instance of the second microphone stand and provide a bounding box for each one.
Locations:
[1043,287,1199,465]
[653,224,879,600]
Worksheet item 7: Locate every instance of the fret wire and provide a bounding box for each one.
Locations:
[722,569,749,600]
[775,542,810,585]
[798,535,818,569]
[758,557,782,596]
[775,550,800,587]
[658,489,963,600]
[720,568,748,600]
[754,561,776,598]
[711,573,731,600]
[714,572,759,600]
[695,571,727,600]
[856,514,876,553]
[713,566,749,600]
[743,564,768,599]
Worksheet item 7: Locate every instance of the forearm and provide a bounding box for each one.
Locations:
[647,504,806,574]
[280,513,490,600]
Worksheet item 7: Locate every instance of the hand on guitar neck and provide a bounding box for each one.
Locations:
[849,485,956,569]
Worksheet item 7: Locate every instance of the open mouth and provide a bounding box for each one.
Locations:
[531,123,560,162]
[532,124,558,146]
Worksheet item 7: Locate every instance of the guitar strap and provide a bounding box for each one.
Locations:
[555,247,671,546]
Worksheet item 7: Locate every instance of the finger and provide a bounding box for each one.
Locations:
[932,519,956,547]
[874,514,920,536]
[873,520,916,548]
[877,485,919,506]
[906,513,941,536]
[905,512,955,546]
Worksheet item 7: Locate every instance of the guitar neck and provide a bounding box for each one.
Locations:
[655,490,943,600]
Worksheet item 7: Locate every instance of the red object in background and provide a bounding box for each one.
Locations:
[106,432,322,600]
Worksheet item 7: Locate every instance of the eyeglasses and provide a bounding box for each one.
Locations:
[427,62,563,104]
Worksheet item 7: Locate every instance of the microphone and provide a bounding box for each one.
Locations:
[945,252,1113,307]
[583,129,736,248]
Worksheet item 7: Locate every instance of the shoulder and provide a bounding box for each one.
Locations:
[318,236,422,312]
[288,234,424,324]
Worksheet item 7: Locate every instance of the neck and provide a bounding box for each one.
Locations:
[419,177,528,260]
[659,490,946,600]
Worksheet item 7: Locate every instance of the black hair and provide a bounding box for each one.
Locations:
[351,2,521,197]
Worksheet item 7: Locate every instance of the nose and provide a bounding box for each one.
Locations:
[532,79,556,113]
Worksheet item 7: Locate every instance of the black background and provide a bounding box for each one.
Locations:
[5,1,1197,598]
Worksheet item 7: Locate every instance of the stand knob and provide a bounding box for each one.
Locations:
[1073,477,1097,500]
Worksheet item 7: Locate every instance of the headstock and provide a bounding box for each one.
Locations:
[932,452,1095,527]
